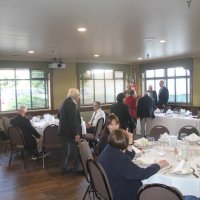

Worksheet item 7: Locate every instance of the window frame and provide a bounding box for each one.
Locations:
[79,69,127,106]
[0,68,50,112]
[144,67,191,105]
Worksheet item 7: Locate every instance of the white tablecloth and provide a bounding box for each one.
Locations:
[136,113,200,136]
[134,144,200,197]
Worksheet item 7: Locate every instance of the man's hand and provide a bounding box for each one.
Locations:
[75,135,80,142]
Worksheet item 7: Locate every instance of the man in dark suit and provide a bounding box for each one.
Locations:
[137,92,155,137]
[158,80,169,109]
[10,106,42,155]
[111,92,135,131]
[58,88,82,174]
[148,85,157,109]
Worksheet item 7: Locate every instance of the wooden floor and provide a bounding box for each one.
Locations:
[0,149,91,200]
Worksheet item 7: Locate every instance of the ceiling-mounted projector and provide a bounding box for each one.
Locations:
[48,63,66,69]
[48,58,66,69]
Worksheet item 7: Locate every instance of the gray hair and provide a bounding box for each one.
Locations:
[18,105,27,113]
[67,88,80,99]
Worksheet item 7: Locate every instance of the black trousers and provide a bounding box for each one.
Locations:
[60,137,80,172]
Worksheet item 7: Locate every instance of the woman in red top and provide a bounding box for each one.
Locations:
[124,90,137,119]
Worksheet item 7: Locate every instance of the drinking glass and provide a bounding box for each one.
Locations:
[147,136,155,147]
[180,133,187,141]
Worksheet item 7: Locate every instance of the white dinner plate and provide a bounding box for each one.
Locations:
[174,168,193,175]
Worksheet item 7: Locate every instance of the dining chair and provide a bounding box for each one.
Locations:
[178,125,200,139]
[2,117,11,152]
[137,183,184,200]
[149,125,169,141]
[87,159,113,200]
[8,125,27,169]
[82,118,104,146]
[42,124,61,168]
[79,139,94,200]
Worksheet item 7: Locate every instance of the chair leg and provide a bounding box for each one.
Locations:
[21,150,27,169]
[42,151,45,169]
[9,149,14,167]
[83,184,91,200]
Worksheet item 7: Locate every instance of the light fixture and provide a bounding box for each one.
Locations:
[77,27,87,32]
[94,54,99,57]
[160,40,166,43]
[138,57,142,60]
[186,0,192,8]
[28,50,34,54]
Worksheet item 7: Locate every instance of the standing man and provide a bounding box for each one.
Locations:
[137,92,155,137]
[148,85,157,110]
[157,80,169,109]
[86,101,106,134]
[124,83,134,96]
[58,88,82,174]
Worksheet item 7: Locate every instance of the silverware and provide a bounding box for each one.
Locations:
[162,165,173,174]
[192,168,199,178]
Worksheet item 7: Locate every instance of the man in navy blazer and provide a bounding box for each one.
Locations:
[158,80,169,109]
[58,88,82,174]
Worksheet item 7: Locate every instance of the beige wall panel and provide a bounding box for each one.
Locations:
[193,57,200,106]
[53,63,77,109]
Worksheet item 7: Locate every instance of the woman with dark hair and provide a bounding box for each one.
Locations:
[110,92,134,131]
[98,129,169,200]
[97,113,120,154]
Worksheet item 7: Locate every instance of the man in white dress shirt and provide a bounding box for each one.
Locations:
[86,101,106,134]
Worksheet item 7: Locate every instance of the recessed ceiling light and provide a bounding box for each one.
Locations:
[28,50,34,54]
[138,57,142,60]
[77,27,87,32]
[94,54,99,57]
[160,40,166,43]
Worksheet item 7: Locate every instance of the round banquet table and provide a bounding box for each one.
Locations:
[133,143,200,197]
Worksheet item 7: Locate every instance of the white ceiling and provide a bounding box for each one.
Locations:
[0,0,200,64]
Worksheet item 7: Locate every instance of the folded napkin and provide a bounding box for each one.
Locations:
[172,160,185,173]
[159,133,169,143]
[154,108,161,113]
[185,133,200,142]
[132,145,142,154]
[185,110,190,116]
[137,156,156,165]
[134,138,148,147]
[166,109,172,114]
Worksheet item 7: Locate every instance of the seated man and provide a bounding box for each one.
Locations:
[10,106,43,158]
[86,101,106,134]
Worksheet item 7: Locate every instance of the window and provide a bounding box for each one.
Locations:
[144,67,190,104]
[79,69,126,105]
[0,69,50,111]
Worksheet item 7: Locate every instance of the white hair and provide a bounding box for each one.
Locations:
[18,105,27,114]
[67,88,80,99]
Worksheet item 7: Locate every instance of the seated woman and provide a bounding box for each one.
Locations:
[98,129,169,200]
[97,113,134,155]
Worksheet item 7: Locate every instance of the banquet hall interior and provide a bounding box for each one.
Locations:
[1,0,200,199]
